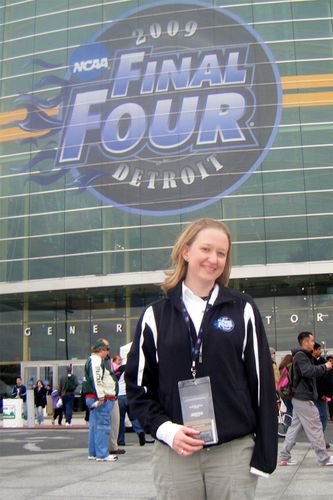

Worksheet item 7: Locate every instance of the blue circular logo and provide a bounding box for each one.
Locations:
[214,317,235,333]
[16,1,282,217]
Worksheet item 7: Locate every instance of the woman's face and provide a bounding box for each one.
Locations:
[182,227,229,288]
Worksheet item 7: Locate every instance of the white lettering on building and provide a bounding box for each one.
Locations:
[317,313,329,322]
[73,58,108,73]
[265,315,272,325]
[24,311,329,337]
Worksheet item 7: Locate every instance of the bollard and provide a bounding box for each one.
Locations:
[26,389,35,427]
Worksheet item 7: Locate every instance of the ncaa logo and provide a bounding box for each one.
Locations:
[214,317,235,333]
[57,1,281,215]
[69,43,110,81]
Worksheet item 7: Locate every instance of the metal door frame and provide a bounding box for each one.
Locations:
[21,360,86,388]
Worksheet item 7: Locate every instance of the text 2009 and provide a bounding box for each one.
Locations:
[133,20,198,45]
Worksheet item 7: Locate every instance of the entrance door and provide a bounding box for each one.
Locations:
[21,360,86,413]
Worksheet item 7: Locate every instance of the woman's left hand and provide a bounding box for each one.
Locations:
[172,426,205,457]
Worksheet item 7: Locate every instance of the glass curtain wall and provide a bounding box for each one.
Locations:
[0,277,332,363]
[0,0,332,282]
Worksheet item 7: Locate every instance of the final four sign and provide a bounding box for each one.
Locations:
[19,1,282,215]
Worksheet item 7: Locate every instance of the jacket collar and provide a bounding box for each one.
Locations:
[292,348,313,359]
[167,281,236,311]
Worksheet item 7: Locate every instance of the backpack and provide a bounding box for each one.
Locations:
[277,363,293,400]
[65,375,77,393]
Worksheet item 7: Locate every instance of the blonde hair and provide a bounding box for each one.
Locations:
[162,218,232,293]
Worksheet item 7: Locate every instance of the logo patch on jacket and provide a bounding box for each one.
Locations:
[214,316,235,333]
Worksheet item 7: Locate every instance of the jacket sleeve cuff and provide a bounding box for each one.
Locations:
[156,421,183,448]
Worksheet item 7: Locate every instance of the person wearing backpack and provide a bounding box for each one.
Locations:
[59,366,78,426]
[278,331,333,467]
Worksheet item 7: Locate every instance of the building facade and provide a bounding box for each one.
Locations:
[0,0,332,389]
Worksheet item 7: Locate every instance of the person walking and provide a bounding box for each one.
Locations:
[51,387,63,426]
[59,366,78,426]
[34,379,47,425]
[278,331,333,467]
[312,342,333,449]
[117,369,146,447]
[82,341,118,462]
[125,218,277,500]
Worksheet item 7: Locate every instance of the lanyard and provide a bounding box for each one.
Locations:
[180,289,213,379]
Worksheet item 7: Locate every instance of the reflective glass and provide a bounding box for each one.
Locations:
[0,0,332,364]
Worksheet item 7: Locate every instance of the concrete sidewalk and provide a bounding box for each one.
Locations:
[1,416,333,499]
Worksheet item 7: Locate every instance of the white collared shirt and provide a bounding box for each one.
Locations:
[182,282,219,334]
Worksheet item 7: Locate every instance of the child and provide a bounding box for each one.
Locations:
[51,387,63,425]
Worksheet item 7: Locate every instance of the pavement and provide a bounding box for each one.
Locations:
[1,415,333,499]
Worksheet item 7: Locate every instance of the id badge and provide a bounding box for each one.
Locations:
[178,376,218,445]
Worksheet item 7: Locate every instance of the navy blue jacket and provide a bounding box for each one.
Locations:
[11,384,27,402]
[292,349,327,402]
[125,283,277,474]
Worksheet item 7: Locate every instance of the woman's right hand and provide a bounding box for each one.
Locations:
[172,426,205,457]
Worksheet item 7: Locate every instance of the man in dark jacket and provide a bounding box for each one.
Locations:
[59,366,78,426]
[278,331,333,466]
[11,377,27,402]
[11,377,27,419]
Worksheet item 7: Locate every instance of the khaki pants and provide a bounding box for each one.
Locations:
[46,395,53,416]
[279,398,329,465]
[109,400,120,450]
[152,435,257,500]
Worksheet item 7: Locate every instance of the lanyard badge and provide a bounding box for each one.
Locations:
[178,376,218,445]
[178,290,218,445]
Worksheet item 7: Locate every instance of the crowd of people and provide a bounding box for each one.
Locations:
[81,338,150,462]
[9,218,333,499]
[11,370,78,426]
[10,350,149,455]
[271,335,333,467]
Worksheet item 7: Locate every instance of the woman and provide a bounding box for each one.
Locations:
[34,379,47,425]
[278,353,294,425]
[125,218,277,500]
